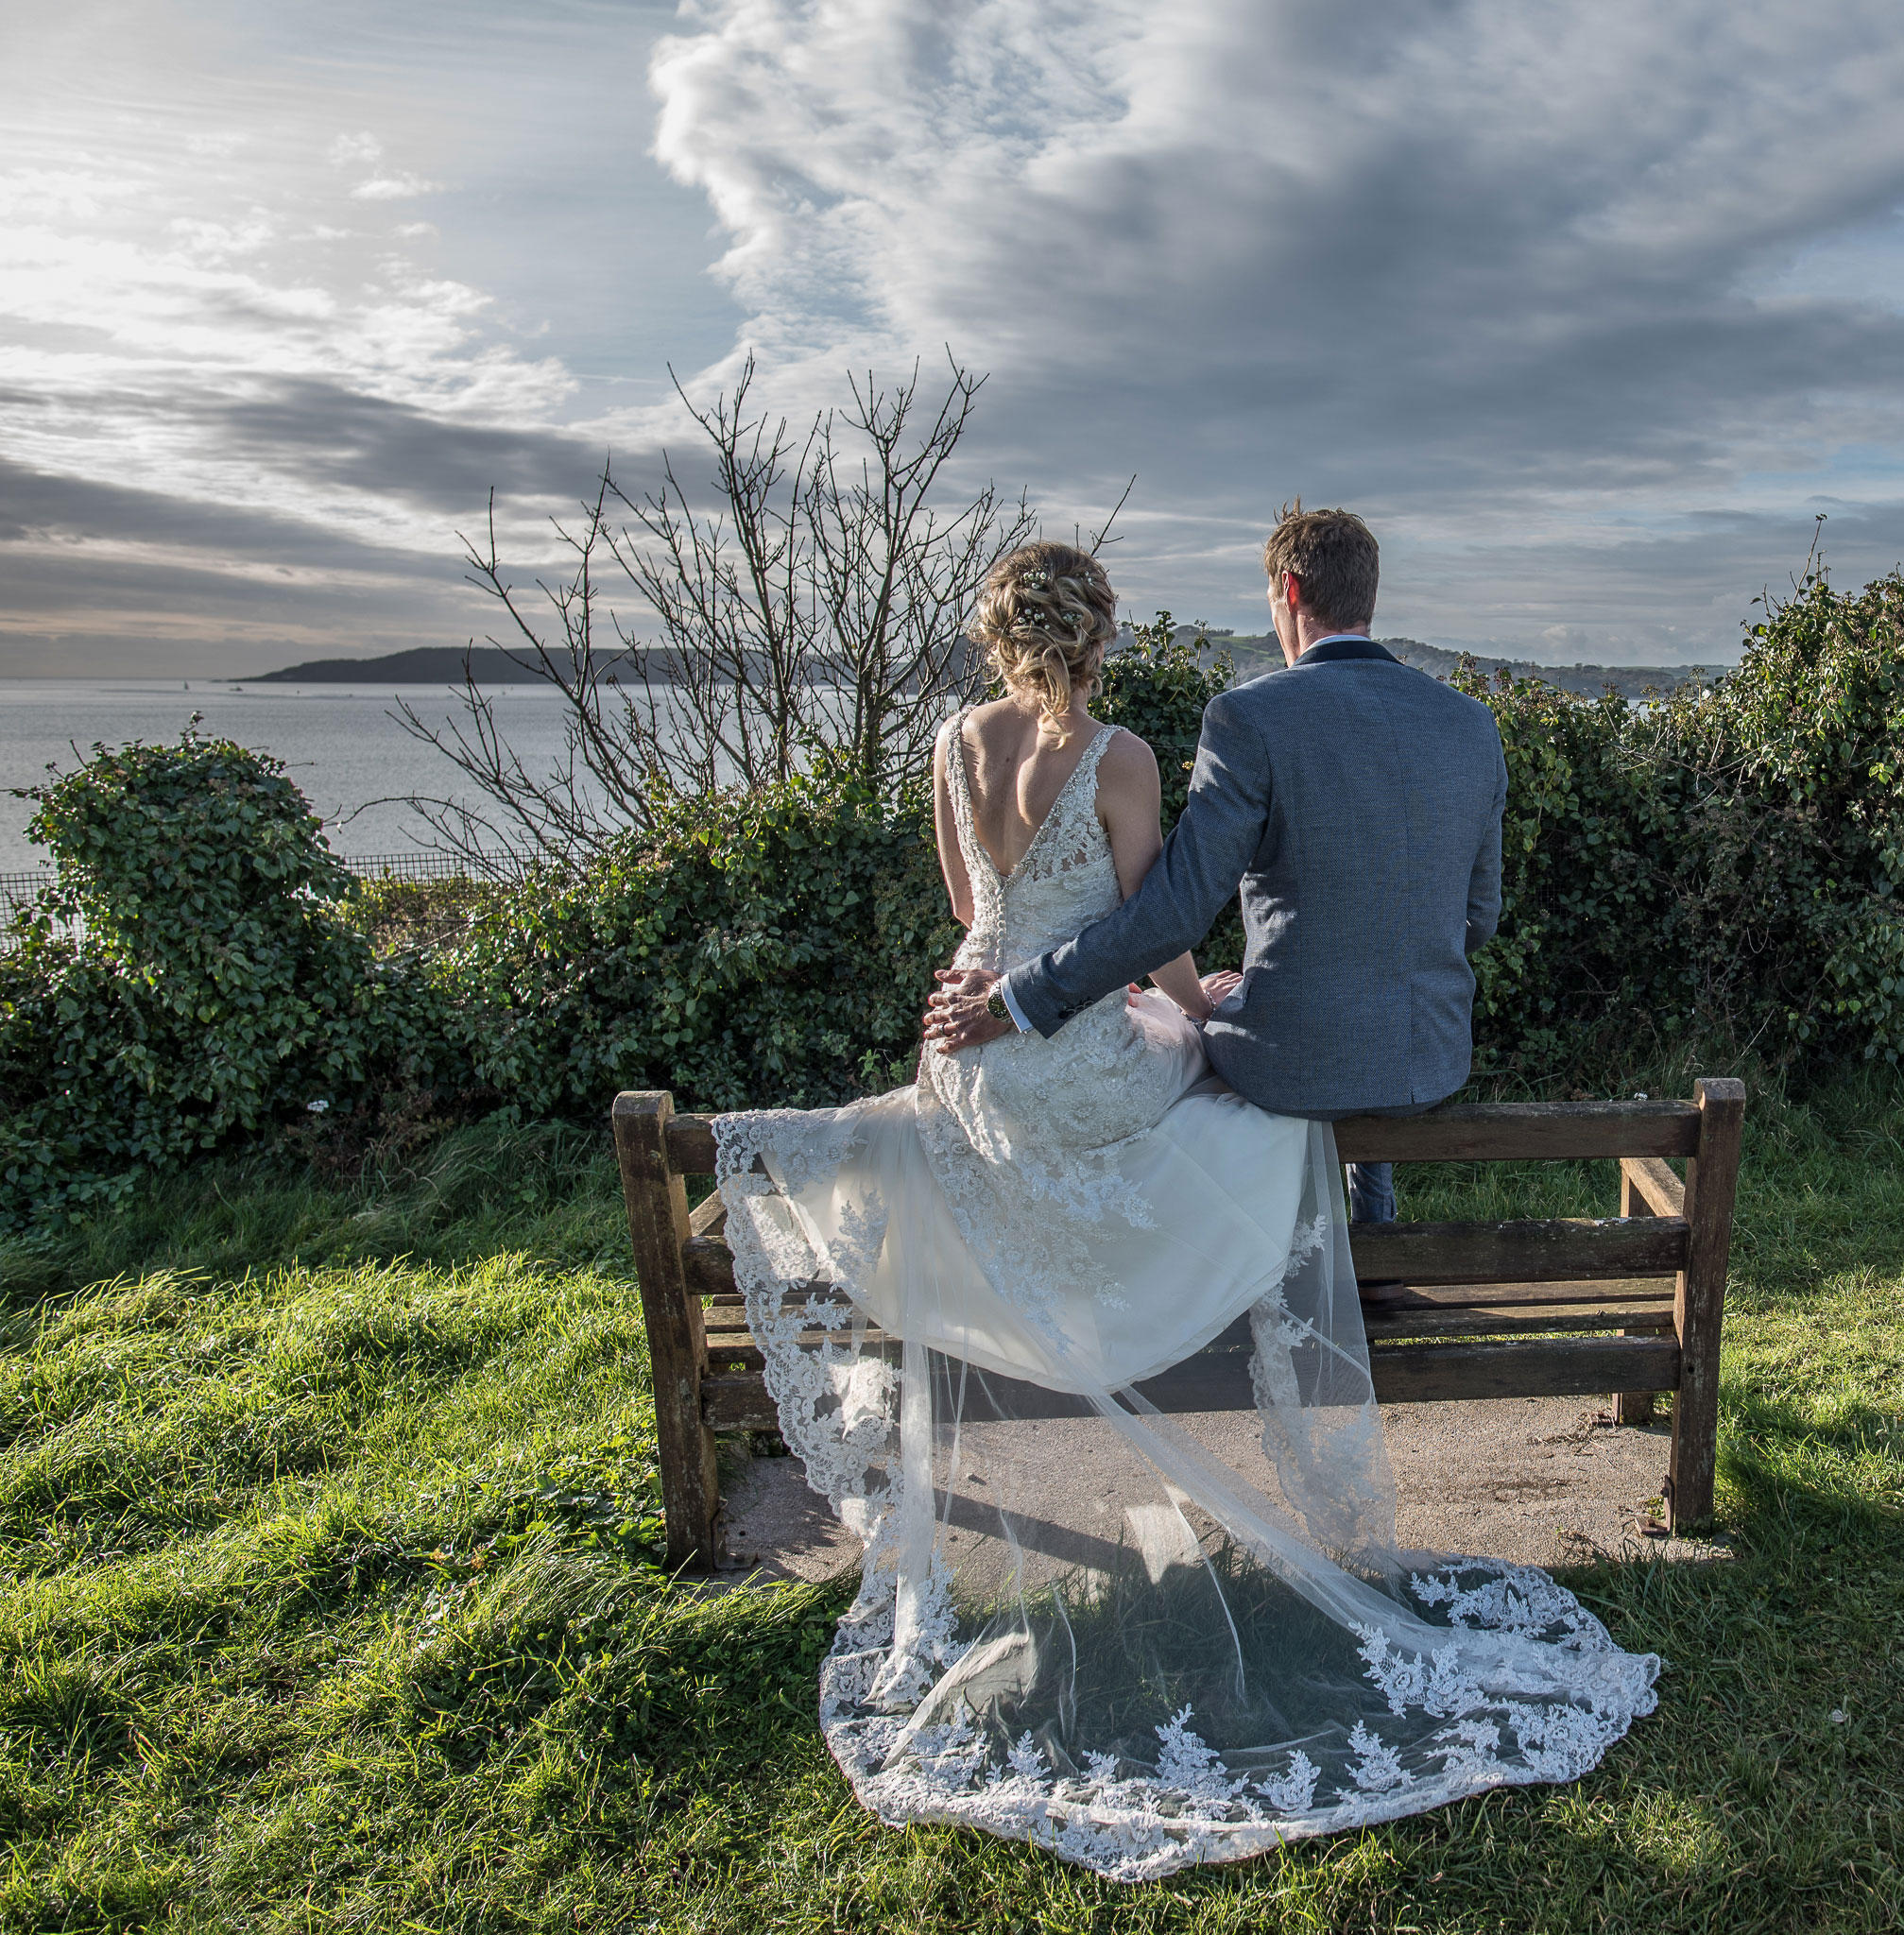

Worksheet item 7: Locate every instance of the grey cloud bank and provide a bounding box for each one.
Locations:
[5,0,1904,675]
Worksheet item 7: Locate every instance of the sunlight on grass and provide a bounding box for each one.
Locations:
[2,1085,1901,1931]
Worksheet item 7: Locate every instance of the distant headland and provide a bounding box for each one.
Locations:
[251,646,660,685]
[253,635,1727,699]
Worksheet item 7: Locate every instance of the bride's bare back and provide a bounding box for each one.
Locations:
[932,693,1211,1018]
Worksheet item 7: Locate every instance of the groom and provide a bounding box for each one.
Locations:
[925,504,1508,1224]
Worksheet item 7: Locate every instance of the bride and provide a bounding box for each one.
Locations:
[713,544,1658,1882]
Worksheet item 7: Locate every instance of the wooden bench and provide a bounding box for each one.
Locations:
[613,1079,1745,1569]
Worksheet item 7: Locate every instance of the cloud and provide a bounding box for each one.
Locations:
[0,156,583,550]
[328,132,384,167]
[7,1,1903,677]
[352,172,446,201]
[649,0,1904,658]
[0,452,476,675]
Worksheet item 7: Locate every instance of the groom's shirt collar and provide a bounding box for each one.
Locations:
[1293,633,1399,667]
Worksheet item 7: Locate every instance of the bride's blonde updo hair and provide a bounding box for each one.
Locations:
[967,542,1119,729]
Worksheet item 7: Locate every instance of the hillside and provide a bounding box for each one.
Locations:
[1168,628,1727,696]
[251,646,666,684]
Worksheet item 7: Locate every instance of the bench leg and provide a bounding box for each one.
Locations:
[1615,1165,1661,1425]
[1613,1367,1659,1428]
[1667,1078,1744,1530]
[614,1090,722,1568]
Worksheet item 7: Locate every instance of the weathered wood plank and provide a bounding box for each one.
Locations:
[704,1276,1679,1323]
[701,1337,765,1371]
[1669,1078,1745,1529]
[688,1191,728,1240]
[707,1289,1680,1355]
[1332,1100,1699,1163]
[1621,1155,1686,1220]
[1350,1216,1688,1285]
[669,1102,1706,1173]
[692,1225,1688,1303]
[1361,1301,1681,1342]
[703,1329,903,1374]
[1359,1276,1675,1314]
[702,1374,780,1432]
[683,1235,736,1298]
[667,1116,720,1174]
[612,1091,721,1567]
[1368,1335,1681,1403]
[699,1322,1683,1426]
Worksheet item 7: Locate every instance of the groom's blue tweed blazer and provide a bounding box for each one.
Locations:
[1003,638,1508,1119]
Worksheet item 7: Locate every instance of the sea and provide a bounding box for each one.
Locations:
[0,680,583,881]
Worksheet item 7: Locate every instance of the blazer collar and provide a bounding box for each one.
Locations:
[1294,635,1398,668]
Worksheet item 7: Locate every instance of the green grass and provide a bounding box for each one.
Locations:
[2,1077,1901,1933]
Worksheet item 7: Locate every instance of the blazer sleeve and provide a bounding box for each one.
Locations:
[1003,689,1272,1037]
[1464,735,1508,956]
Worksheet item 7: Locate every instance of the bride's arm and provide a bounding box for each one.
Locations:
[932,720,975,927]
[1096,730,1213,1021]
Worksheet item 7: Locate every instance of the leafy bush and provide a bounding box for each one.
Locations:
[0,729,457,1226]
[1465,564,1904,1077]
[425,622,1236,1120]
[437,765,960,1117]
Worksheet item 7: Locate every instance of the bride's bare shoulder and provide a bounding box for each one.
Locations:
[1091,721,1160,789]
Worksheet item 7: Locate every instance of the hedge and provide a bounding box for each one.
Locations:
[4,570,1900,1227]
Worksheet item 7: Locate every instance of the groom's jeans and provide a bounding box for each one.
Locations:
[1303,1099,1434,1231]
[1346,1162,1396,1225]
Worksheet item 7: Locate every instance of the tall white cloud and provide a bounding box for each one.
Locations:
[650,0,1904,658]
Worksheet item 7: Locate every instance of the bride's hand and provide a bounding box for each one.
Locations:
[1200,969,1243,1009]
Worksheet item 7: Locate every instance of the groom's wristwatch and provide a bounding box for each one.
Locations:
[986,986,1010,1021]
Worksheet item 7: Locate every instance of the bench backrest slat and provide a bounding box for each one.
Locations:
[1328,1100,1699,1161]
[662,1098,1702,1175]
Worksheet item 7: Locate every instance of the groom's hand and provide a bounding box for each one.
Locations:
[924,967,1015,1054]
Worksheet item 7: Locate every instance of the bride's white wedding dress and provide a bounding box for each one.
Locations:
[714,715,1657,1882]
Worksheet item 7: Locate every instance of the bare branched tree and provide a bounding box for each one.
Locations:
[397,351,1050,869]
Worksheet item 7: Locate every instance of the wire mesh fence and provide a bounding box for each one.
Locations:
[0,870,53,923]
[336,850,492,883]
[1,849,518,941]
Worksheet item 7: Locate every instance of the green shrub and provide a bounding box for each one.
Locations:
[436,764,960,1117]
[1463,565,1904,1077]
[0,728,457,1226]
[427,623,1236,1120]
[1097,610,1245,969]
[1666,564,1904,1063]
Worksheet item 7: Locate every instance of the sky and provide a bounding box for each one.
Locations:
[5,0,1904,676]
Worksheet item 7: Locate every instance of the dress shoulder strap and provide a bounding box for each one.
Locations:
[941,706,991,882]
[1076,721,1122,789]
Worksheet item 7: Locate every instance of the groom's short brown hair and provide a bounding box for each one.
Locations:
[1262,504,1380,631]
